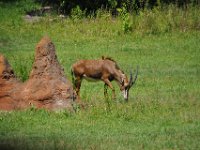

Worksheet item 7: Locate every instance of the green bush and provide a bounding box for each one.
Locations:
[70,5,86,21]
[117,4,132,33]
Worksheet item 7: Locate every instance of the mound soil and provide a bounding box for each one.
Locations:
[0,36,74,111]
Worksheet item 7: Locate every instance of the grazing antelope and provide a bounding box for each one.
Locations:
[71,57,138,101]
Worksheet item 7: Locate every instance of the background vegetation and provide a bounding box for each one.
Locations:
[0,0,200,149]
[34,0,200,15]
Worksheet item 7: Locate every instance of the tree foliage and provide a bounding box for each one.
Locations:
[35,0,199,14]
[3,0,199,15]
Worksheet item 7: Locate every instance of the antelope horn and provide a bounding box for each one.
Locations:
[129,65,139,87]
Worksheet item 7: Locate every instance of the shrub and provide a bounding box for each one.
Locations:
[70,5,86,21]
[117,4,132,33]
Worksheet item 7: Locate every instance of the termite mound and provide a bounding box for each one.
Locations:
[0,36,74,111]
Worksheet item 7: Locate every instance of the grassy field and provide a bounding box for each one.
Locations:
[0,1,200,149]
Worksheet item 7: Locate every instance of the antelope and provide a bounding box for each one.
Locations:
[71,56,138,101]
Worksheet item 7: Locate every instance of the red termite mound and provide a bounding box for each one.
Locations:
[0,55,19,110]
[0,36,74,111]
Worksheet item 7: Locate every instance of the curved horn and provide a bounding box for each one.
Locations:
[129,71,133,86]
[129,66,139,87]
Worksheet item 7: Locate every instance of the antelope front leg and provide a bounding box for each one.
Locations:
[103,79,116,100]
[104,83,108,99]
[112,88,116,100]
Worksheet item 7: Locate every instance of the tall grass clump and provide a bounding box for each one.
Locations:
[66,4,200,35]
[130,5,200,34]
[10,54,34,81]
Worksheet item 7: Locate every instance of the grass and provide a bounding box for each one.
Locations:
[0,0,200,149]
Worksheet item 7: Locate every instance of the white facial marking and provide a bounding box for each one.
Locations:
[122,89,128,100]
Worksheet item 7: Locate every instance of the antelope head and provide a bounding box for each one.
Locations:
[120,66,138,101]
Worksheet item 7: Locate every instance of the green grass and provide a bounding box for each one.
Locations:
[0,1,200,149]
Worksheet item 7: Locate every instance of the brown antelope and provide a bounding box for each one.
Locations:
[71,57,138,101]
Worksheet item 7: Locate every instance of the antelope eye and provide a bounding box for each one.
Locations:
[120,86,125,90]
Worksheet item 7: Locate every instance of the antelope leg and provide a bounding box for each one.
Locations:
[103,79,116,100]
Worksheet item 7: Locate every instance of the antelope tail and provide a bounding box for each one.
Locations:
[71,68,75,89]
[71,68,77,101]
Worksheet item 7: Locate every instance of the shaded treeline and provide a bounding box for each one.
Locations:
[35,0,199,14]
[1,0,199,15]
